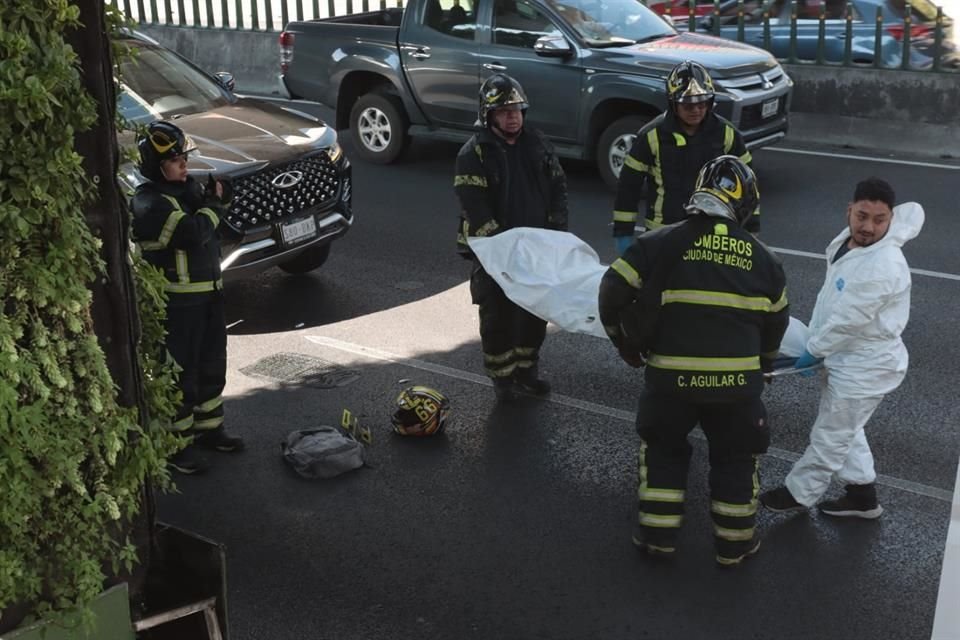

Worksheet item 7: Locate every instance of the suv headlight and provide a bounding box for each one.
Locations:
[327,141,343,163]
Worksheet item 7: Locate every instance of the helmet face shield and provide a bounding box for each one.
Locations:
[391,386,450,437]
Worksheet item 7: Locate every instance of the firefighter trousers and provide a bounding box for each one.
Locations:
[469,264,546,380]
[635,391,770,559]
[164,292,227,434]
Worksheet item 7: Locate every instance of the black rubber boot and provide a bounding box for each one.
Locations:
[514,366,550,396]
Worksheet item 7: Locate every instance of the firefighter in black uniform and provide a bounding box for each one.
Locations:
[454,74,569,403]
[611,61,758,256]
[599,156,788,567]
[132,120,244,474]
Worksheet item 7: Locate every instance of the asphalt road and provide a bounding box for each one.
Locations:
[157,104,960,640]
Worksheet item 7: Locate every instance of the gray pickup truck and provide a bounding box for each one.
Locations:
[280,0,793,186]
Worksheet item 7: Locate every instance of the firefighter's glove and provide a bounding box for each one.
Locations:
[618,346,646,369]
[794,349,821,377]
[204,174,233,206]
[614,235,633,256]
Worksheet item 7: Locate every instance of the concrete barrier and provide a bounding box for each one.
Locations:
[137,24,960,160]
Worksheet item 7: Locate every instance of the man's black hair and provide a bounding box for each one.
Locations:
[853,177,895,209]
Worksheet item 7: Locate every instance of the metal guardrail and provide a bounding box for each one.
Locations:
[108,0,956,71]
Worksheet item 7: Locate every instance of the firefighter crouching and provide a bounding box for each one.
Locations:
[598,156,789,567]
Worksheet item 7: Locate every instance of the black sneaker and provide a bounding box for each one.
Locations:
[514,368,551,396]
[193,427,246,452]
[717,540,761,568]
[818,484,883,519]
[168,448,211,475]
[759,486,806,513]
[492,378,518,404]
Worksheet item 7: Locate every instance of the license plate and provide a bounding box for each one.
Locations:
[761,98,779,119]
[281,216,317,245]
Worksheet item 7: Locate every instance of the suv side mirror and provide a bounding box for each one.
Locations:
[533,34,573,57]
[214,71,236,92]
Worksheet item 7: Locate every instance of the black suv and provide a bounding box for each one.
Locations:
[117,33,352,278]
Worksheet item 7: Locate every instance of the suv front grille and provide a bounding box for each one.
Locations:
[225,154,341,231]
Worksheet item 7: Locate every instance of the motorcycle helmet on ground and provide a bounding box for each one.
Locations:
[665,60,715,108]
[478,73,529,128]
[391,386,450,437]
[137,120,198,181]
[685,155,759,226]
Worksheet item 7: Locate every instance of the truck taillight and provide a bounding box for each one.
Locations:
[280,31,295,73]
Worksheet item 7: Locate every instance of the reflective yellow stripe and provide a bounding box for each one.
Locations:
[487,363,516,378]
[636,441,649,502]
[613,209,637,223]
[175,250,189,284]
[454,174,488,187]
[640,487,685,503]
[165,279,222,294]
[645,219,664,230]
[198,207,220,227]
[155,194,187,248]
[611,258,642,289]
[723,124,735,153]
[139,241,165,251]
[623,155,648,173]
[661,289,777,312]
[475,220,499,237]
[714,524,755,541]
[193,416,224,430]
[648,130,665,227]
[484,349,515,364]
[770,288,789,312]
[740,150,753,164]
[514,347,536,357]
[712,500,756,517]
[195,395,223,413]
[672,132,686,146]
[170,415,194,432]
[640,513,684,528]
[647,354,760,371]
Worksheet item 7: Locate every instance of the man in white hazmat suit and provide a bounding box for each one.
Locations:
[760,178,924,519]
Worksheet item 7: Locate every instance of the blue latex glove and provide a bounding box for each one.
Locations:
[615,235,633,256]
[794,349,821,377]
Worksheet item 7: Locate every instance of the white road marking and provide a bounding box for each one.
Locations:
[306,335,953,503]
[770,246,960,282]
[766,146,960,170]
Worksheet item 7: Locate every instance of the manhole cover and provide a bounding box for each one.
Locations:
[240,352,360,388]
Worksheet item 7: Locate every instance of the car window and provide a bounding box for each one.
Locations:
[423,0,478,39]
[493,0,563,47]
[118,40,232,126]
[545,0,676,44]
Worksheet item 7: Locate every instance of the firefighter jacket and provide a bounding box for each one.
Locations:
[598,214,789,402]
[612,111,759,234]
[131,176,224,303]
[454,127,568,258]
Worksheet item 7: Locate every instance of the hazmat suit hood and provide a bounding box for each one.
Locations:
[807,201,925,399]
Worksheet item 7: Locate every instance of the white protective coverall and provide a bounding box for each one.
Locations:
[785,202,925,506]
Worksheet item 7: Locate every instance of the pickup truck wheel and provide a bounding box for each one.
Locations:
[278,244,331,274]
[597,115,649,189]
[349,93,409,164]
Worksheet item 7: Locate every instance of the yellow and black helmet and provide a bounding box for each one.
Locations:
[136,120,197,181]
[391,386,450,437]
[686,155,759,226]
[666,60,715,106]
[478,73,529,127]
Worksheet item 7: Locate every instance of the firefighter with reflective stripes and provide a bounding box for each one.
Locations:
[598,156,789,566]
[132,120,244,475]
[454,74,569,403]
[611,61,757,256]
